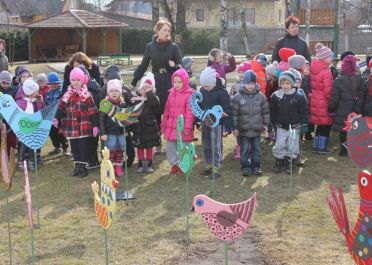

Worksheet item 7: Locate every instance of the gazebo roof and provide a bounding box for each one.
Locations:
[26,9,128,29]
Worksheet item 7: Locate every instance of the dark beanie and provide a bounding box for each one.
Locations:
[340,51,355,61]
[242,70,257,84]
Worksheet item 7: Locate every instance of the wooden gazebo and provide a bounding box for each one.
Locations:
[26,9,128,61]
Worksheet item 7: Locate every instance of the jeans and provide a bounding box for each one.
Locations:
[106,134,126,151]
[240,136,262,170]
[202,125,223,169]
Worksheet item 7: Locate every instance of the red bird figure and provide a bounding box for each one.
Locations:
[192,193,256,241]
[327,170,372,264]
[344,113,372,169]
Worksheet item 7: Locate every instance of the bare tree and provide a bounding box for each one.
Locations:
[220,0,228,62]
[238,1,250,56]
[159,0,192,36]
[152,0,160,25]
[285,0,295,16]
[160,0,176,33]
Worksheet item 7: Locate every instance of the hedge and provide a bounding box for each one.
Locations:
[0,29,28,62]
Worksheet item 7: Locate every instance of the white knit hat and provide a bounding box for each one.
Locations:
[107,79,123,93]
[200,67,217,87]
[138,72,155,93]
[23,78,39,96]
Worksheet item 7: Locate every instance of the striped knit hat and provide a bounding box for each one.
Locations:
[315,43,333,60]
[279,71,296,87]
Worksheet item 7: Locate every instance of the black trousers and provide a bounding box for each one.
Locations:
[315,125,331,137]
[339,131,347,144]
[18,143,35,163]
[49,126,68,149]
[87,136,99,164]
[70,138,88,164]
[126,132,135,166]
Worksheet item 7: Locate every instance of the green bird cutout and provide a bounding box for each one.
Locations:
[177,115,196,174]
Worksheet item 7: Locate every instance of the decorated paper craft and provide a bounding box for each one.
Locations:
[99,99,144,127]
[344,113,372,169]
[190,91,223,128]
[0,93,58,150]
[176,115,195,174]
[193,193,256,241]
[91,148,119,229]
[327,170,372,264]
[0,124,16,191]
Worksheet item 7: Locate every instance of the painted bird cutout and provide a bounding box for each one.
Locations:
[189,91,224,128]
[176,115,195,174]
[193,193,256,241]
[99,99,144,127]
[0,93,58,150]
[344,113,372,169]
[327,170,372,264]
[91,147,119,229]
[0,123,16,191]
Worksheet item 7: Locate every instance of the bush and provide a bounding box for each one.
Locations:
[0,29,28,62]
[121,29,154,54]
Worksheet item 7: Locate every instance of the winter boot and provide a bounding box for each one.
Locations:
[136,160,145,173]
[146,160,154,173]
[305,132,313,141]
[170,164,180,174]
[317,136,332,154]
[312,136,319,153]
[339,143,348,157]
[78,164,88,178]
[234,145,241,160]
[114,165,124,177]
[273,158,284,173]
[70,163,81,177]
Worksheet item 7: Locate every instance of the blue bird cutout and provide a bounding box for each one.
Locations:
[189,92,223,128]
[0,93,59,150]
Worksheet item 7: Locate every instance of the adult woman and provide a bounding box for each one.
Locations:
[63,52,101,93]
[131,19,182,152]
[63,52,101,169]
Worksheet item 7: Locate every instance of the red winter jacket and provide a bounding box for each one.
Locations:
[161,68,195,142]
[310,59,334,125]
[250,60,267,96]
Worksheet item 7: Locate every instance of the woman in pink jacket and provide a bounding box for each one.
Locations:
[310,43,334,154]
[161,68,195,174]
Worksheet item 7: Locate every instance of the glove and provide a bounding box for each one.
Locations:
[300,124,308,134]
[93,127,99,137]
[52,118,58,128]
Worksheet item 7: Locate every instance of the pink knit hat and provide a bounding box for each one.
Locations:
[107,79,123,93]
[70,67,87,85]
[315,43,333,60]
[238,61,252,73]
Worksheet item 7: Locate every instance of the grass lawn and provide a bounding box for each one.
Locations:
[0,62,364,265]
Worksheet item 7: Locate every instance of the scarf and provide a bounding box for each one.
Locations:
[62,85,90,103]
[274,88,296,99]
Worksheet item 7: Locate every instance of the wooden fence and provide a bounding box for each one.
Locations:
[299,9,336,25]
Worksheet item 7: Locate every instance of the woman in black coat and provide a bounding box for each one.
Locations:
[328,55,363,156]
[131,19,181,152]
[63,52,101,94]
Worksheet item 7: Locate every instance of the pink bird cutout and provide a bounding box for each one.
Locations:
[24,161,33,228]
[193,193,256,241]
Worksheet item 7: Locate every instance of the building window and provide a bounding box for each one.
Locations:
[245,8,255,26]
[196,9,204,21]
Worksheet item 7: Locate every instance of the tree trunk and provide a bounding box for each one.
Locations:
[160,0,176,35]
[285,0,295,16]
[369,0,372,25]
[305,0,311,45]
[152,0,160,25]
[239,1,250,57]
[220,0,228,63]
[175,0,189,35]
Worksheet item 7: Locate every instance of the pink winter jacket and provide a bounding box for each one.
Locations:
[161,68,195,142]
[310,59,334,125]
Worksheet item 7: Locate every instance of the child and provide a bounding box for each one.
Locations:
[231,61,252,160]
[310,43,334,154]
[270,71,308,174]
[16,79,45,171]
[356,60,372,118]
[329,54,363,156]
[161,68,195,174]
[99,79,127,177]
[131,73,160,173]
[181,57,197,90]
[0,70,17,154]
[15,66,32,89]
[54,67,98,178]
[45,72,68,156]
[250,53,268,95]
[232,70,270,176]
[199,67,232,179]
[207,48,236,82]
[362,56,372,81]
[230,61,252,98]
[36,73,50,99]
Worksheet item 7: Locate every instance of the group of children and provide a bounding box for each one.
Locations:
[0,44,371,179]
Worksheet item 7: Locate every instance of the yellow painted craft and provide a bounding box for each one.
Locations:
[92,148,119,229]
